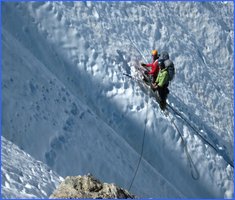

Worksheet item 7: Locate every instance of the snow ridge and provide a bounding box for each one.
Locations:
[1,136,63,198]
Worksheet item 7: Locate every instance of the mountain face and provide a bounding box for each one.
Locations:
[1,1,234,198]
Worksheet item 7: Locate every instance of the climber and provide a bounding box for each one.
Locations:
[151,59,169,110]
[141,49,160,84]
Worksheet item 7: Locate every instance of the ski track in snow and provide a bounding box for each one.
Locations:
[1,1,234,198]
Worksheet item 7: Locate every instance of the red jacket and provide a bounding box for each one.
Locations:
[146,59,159,77]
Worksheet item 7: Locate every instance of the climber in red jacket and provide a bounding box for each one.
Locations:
[141,49,160,83]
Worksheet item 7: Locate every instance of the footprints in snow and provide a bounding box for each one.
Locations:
[44,97,93,168]
[5,74,90,170]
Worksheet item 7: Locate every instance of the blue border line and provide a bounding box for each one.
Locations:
[0,0,2,199]
[0,0,234,2]
[0,0,234,200]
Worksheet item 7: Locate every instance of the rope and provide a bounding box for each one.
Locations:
[167,113,200,180]
[127,36,148,63]
[167,103,234,168]
[128,88,149,191]
[167,103,217,150]
[123,38,150,189]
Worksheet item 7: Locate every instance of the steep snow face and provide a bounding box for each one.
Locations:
[1,1,234,198]
[1,24,184,198]
[1,136,63,198]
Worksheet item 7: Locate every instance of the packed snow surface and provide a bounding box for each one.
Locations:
[1,1,234,198]
[1,136,63,198]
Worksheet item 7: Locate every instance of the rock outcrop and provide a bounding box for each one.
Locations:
[50,174,135,199]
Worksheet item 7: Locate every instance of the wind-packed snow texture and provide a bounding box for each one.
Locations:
[1,136,63,198]
[1,1,234,198]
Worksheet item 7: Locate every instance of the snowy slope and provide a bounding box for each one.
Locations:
[1,16,183,198]
[1,136,63,198]
[1,1,234,198]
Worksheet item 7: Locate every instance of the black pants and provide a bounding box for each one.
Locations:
[157,85,169,102]
[155,85,169,110]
